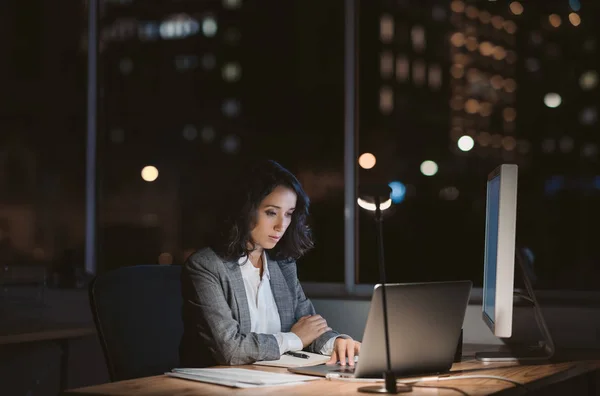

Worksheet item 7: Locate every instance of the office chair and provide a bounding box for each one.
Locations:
[89,264,183,381]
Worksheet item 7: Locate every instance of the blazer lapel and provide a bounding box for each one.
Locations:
[223,259,252,333]
[267,256,295,331]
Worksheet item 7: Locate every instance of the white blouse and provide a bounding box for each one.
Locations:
[238,252,338,355]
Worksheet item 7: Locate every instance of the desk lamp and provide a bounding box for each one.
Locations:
[357,185,411,394]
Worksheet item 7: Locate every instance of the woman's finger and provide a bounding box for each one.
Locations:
[336,340,348,366]
[326,351,338,365]
[347,341,355,366]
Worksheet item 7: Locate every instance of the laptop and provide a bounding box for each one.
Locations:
[289,280,472,379]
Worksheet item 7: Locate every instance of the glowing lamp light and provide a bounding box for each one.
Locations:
[420,160,438,176]
[457,135,475,151]
[141,166,159,182]
[357,197,392,211]
[388,181,406,204]
[544,93,562,108]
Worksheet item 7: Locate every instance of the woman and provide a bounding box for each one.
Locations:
[179,159,360,368]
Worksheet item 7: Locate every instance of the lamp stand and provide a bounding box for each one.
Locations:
[359,196,411,394]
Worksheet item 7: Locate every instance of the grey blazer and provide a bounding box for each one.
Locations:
[179,247,340,367]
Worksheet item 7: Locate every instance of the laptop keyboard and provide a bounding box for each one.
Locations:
[333,365,356,374]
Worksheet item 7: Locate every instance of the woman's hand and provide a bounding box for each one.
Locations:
[327,338,361,367]
[290,315,332,347]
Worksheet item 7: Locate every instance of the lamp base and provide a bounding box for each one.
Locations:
[357,384,412,394]
[358,372,412,394]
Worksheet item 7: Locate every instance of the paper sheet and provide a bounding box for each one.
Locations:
[167,367,320,388]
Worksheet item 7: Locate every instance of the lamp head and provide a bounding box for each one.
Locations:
[358,184,392,211]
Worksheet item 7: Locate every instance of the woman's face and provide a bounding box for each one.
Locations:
[250,185,297,251]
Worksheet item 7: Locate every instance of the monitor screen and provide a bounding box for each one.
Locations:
[483,174,501,326]
[481,164,518,338]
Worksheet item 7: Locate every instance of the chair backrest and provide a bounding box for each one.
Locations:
[89,264,183,381]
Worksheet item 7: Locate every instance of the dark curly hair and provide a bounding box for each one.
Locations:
[212,159,314,262]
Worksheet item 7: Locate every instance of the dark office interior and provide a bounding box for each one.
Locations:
[1,0,599,395]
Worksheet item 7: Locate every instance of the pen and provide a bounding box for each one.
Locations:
[285,351,310,359]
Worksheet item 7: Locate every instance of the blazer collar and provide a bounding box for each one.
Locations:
[266,255,295,331]
[222,257,252,332]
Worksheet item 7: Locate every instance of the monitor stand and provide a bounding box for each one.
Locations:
[475,248,556,362]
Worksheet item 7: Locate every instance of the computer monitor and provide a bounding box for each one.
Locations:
[482,164,518,338]
[478,164,555,362]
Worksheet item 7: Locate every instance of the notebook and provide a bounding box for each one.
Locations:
[253,351,331,368]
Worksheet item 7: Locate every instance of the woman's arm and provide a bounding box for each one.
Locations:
[182,253,280,365]
[279,261,341,353]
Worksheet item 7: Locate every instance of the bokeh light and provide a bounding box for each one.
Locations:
[458,135,475,151]
[420,160,439,176]
[388,181,407,204]
[544,93,562,108]
[141,166,159,182]
[509,2,523,16]
[569,13,581,27]
[358,153,377,169]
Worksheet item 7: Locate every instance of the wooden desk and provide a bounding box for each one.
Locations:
[63,359,599,396]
